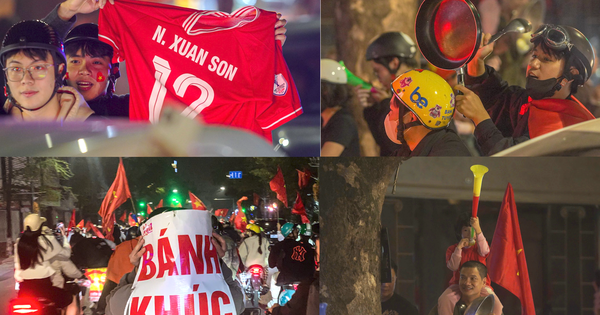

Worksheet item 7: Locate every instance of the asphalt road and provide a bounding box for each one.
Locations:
[0,256,17,314]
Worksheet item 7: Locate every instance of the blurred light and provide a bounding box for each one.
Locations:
[278,137,290,147]
[148,202,153,205]
[173,189,178,193]
[139,202,145,207]
[272,203,277,208]
[106,125,117,138]
[268,207,273,212]
[137,213,141,216]
[220,186,225,191]
[45,133,53,148]
[242,0,257,4]
[172,198,177,201]
[78,138,88,153]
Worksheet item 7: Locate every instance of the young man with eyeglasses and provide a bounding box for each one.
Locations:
[454,24,596,155]
[0,20,94,121]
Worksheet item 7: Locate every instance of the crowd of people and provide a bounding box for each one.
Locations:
[321,10,599,156]
[11,211,319,315]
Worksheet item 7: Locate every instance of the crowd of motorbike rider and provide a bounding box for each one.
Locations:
[10,212,319,315]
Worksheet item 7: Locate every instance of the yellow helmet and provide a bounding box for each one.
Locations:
[246,224,261,234]
[390,69,455,130]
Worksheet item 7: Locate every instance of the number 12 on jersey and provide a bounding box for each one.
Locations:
[148,55,215,123]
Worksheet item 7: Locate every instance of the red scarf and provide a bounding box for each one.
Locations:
[525,96,595,138]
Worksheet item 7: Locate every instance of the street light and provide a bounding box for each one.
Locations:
[173,189,178,193]
[220,186,225,191]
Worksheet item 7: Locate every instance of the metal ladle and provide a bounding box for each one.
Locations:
[486,18,533,46]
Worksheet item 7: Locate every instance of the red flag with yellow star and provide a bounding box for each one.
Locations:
[189,191,207,210]
[76,220,84,228]
[269,166,288,207]
[156,199,163,209]
[98,158,131,241]
[488,183,535,315]
[147,204,153,215]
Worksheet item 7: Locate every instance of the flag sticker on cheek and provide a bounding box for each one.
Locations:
[97,72,106,82]
[65,72,69,80]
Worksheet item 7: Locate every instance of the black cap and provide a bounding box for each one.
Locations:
[0,20,65,66]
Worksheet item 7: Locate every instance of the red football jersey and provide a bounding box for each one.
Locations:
[98,0,302,141]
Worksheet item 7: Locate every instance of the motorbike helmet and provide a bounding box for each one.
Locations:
[366,32,417,74]
[390,69,455,133]
[246,223,261,234]
[321,59,347,84]
[64,23,120,95]
[530,24,595,86]
[0,20,66,112]
[281,222,295,238]
[279,289,296,306]
[23,213,46,232]
[299,223,312,237]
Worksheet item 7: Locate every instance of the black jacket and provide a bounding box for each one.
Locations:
[395,128,471,157]
[363,97,402,156]
[465,65,532,155]
[268,238,315,285]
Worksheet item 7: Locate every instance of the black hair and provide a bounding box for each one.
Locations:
[460,260,487,280]
[455,211,472,241]
[531,38,583,95]
[17,227,53,270]
[321,80,353,109]
[390,259,398,275]
[373,55,418,74]
[2,48,51,67]
[248,229,265,254]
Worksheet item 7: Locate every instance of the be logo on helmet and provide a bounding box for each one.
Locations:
[410,87,428,109]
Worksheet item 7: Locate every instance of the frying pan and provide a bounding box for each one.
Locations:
[415,0,532,92]
[415,0,482,90]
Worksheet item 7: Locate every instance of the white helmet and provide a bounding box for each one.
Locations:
[321,59,347,84]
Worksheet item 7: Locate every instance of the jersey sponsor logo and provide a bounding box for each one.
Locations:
[182,6,259,36]
[274,73,288,96]
[291,245,306,262]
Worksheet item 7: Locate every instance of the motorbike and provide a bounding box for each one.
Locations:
[240,264,268,315]
[8,297,60,315]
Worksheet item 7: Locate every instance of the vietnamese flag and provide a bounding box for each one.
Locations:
[297,168,311,189]
[253,193,261,207]
[215,209,229,217]
[67,209,76,230]
[189,192,207,210]
[147,204,153,215]
[488,183,535,315]
[89,224,105,239]
[119,211,127,223]
[156,199,163,209]
[292,192,310,223]
[76,220,84,228]
[98,158,131,241]
[269,166,288,207]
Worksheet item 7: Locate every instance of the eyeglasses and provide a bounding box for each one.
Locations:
[531,25,573,51]
[3,63,55,82]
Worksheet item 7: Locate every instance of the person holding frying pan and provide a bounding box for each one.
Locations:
[455,25,596,155]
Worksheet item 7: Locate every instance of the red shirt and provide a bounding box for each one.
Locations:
[98,0,302,141]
